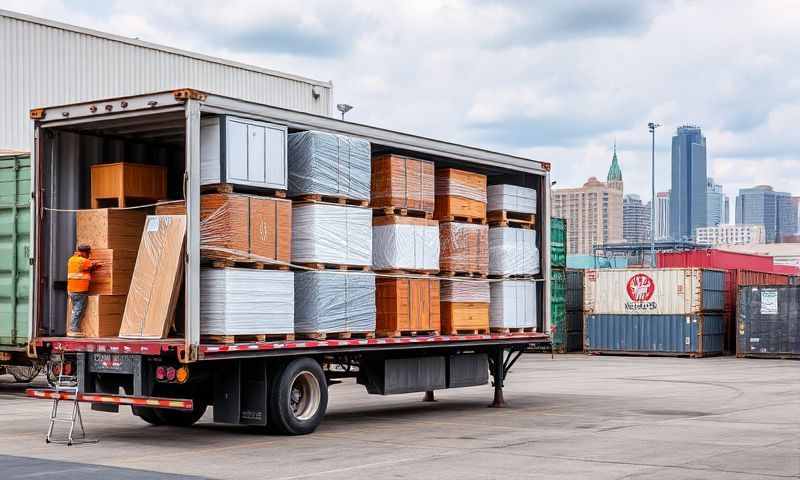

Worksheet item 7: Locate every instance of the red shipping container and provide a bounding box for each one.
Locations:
[772,264,800,275]
[657,249,774,272]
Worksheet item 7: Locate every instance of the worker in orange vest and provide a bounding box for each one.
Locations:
[67,244,101,337]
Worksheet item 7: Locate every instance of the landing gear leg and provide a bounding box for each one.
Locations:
[423,390,435,402]
[489,347,506,408]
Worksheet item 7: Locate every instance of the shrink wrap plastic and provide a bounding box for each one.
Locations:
[435,172,487,203]
[439,222,488,274]
[372,220,439,271]
[292,203,372,266]
[487,185,537,214]
[489,227,540,276]
[440,279,490,303]
[490,280,536,329]
[371,154,435,213]
[288,131,371,201]
[200,268,294,335]
[294,271,376,333]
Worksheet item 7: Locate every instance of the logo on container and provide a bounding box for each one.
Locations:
[624,273,657,311]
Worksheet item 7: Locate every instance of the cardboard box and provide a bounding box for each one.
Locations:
[76,208,148,251]
[376,277,440,336]
[67,295,126,337]
[88,249,136,295]
[119,215,186,339]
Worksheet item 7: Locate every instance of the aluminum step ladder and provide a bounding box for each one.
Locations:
[45,354,97,445]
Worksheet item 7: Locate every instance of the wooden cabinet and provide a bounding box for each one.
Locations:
[376,278,440,337]
[90,163,167,208]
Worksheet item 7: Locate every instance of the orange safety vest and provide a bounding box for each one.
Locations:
[67,255,93,293]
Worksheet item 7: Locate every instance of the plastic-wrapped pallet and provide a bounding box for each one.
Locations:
[439,222,488,275]
[372,216,439,271]
[487,185,537,214]
[294,271,376,334]
[287,130,371,201]
[489,227,540,276]
[440,279,490,302]
[490,280,536,329]
[200,268,294,335]
[292,203,372,266]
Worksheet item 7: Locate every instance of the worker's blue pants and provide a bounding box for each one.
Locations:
[69,292,88,332]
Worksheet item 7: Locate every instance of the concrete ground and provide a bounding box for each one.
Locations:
[1,354,798,480]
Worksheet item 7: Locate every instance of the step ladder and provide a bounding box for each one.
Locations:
[45,354,97,446]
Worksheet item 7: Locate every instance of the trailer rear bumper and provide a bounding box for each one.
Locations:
[26,388,194,411]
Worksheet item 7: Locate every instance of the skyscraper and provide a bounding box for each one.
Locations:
[735,185,797,243]
[724,196,730,224]
[623,194,651,243]
[706,177,725,227]
[655,191,670,240]
[670,126,707,240]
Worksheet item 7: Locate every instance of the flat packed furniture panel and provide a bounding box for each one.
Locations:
[90,163,167,208]
[434,168,487,221]
[76,208,147,251]
[294,271,376,335]
[371,154,435,214]
[88,248,136,295]
[440,279,490,334]
[372,215,439,272]
[439,222,488,275]
[292,203,371,266]
[490,280,536,329]
[488,227,540,276]
[487,185,537,214]
[376,277,441,336]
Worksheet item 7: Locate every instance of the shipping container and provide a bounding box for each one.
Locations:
[551,217,566,270]
[657,249,774,272]
[583,268,725,315]
[551,269,566,350]
[563,269,584,352]
[585,313,723,357]
[737,286,800,359]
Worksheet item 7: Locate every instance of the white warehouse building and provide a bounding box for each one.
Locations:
[0,9,333,152]
[695,224,766,246]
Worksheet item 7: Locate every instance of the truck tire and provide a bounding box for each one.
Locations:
[132,406,166,426]
[7,364,42,383]
[268,358,328,435]
[154,396,208,427]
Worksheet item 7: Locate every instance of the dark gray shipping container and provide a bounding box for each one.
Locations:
[565,269,583,312]
[585,314,724,357]
[737,286,800,358]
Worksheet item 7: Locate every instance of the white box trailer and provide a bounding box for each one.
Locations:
[25,89,552,435]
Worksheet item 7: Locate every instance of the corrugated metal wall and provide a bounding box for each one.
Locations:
[0,12,333,151]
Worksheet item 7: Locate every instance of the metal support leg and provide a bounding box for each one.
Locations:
[423,390,435,402]
[489,347,506,408]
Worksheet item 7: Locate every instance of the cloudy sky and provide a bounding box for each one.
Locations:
[5,0,799,211]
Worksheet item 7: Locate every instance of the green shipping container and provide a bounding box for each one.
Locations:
[0,154,31,348]
[551,217,566,269]
[551,268,567,350]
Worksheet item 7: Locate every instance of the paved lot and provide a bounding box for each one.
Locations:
[1,354,798,480]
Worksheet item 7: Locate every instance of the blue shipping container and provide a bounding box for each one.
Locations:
[585,314,724,356]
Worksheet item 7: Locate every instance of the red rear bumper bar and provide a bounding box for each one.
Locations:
[26,388,194,411]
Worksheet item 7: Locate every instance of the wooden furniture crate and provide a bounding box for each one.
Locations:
[76,208,147,251]
[439,222,488,275]
[371,154,434,214]
[434,168,487,221]
[88,249,136,295]
[90,162,167,208]
[155,193,292,266]
[67,295,126,337]
[441,302,489,335]
[376,277,440,337]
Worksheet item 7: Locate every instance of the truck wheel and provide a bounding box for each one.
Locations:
[7,364,42,383]
[154,396,208,427]
[132,406,166,426]
[269,358,328,435]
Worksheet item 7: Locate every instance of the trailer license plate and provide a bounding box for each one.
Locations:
[90,354,137,374]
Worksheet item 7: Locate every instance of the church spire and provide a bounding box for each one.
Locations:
[607,141,623,183]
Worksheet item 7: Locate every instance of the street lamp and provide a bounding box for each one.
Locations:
[648,122,661,267]
[337,104,353,120]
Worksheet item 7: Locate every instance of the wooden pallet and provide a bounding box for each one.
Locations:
[373,207,433,219]
[486,210,535,229]
[201,183,287,198]
[293,194,369,207]
[204,258,291,271]
[296,331,375,340]
[377,329,440,338]
[438,271,488,278]
[490,327,535,334]
[297,263,370,272]
[442,328,489,336]
[437,215,486,225]
[202,333,295,344]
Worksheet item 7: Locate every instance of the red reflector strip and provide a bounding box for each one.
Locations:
[25,389,193,411]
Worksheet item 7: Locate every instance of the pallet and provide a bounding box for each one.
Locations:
[297,263,370,272]
[437,215,486,225]
[373,207,433,219]
[204,258,291,271]
[438,271,488,278]
[293,194,369,207]
[490,327,535,334]
[442,328,489,336]
[201,183,287,198]
[202,333,295,344]
[486,210,535,229]
[377,329,440,338]
[373,269,437,275]
[296,331,375,340]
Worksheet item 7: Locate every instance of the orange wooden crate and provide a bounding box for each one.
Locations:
[371,154,435,214]
[439,222,488,275]
[434,168,487,221]
[91,162,167,208]
[67,295,126,337]
[76,208,147,251]
[376,277,441,336]
[441,302,489,334]
[88,249,136,295]
[155,193,292,264]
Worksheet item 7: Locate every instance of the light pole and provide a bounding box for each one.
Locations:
[648,122,661,267]
[337,103,353,120]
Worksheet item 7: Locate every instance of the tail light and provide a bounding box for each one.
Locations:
[176,367,189,384]
[166,367,176,382]
[155,366,166,381]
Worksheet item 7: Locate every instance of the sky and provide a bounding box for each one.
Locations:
[4,0,799,211]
